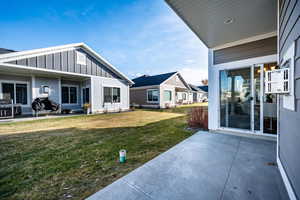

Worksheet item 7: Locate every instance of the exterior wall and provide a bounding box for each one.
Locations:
[164,74,186,88]
[130,86,160,108]
[34,77,60,103]
[6,48,121,79]
[160,84,176,108]
[278,0,300,198]
[91,76,130,112]
[214,36,277,64]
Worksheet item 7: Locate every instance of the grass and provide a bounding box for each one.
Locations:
[0,103,206,200]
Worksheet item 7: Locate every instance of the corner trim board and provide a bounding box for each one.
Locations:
[277,157,297,200]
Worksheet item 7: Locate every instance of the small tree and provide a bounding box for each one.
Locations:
[201,79,208,86]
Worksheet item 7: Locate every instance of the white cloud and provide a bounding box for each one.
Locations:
[179,67,208,86]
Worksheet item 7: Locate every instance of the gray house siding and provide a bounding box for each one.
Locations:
[279,0,300,198]
[6,48,121,80]
[130,87,160,107]
[214,36,277,64]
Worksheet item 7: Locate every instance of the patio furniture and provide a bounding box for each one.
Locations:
[0,99,22,119]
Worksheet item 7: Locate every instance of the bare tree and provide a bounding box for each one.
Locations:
[201,79,208,85]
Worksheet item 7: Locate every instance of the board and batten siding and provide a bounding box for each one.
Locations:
[6,48,120,79]
[278,0,300,199]
[213,36,277,64]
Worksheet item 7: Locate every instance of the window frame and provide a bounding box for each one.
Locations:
[0,80,29,106]
[82,87,90,104]
[164,90,172,101]
[61,85,79,105]
[103,86,121,104]
[147,89,159,103]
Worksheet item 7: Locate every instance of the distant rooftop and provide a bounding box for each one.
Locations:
[0,48,16,54]
[198,85,208,92]
[131,72,177,88]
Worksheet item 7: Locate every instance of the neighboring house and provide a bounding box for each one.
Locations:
[188,84,205,103]
[130,72,191,108]
[0,43,133,116]
[166,0,300,199]
[197,85,208,102]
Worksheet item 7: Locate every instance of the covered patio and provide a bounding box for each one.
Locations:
[87,131,288,200]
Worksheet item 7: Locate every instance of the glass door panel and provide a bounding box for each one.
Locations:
[263,63,278,134]
[253,66,261,131]
[220,67,251,130]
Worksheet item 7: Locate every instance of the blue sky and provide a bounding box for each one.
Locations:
[0,0,208,85]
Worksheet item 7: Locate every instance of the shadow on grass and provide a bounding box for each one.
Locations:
[0,116,195,200]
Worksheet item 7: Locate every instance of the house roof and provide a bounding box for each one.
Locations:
[0,43,134,84]
[197,85,208,92]
[189,84,201,92]
[131,72,177,88]
[0,48,16,54]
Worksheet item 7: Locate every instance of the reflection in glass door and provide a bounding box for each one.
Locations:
[220,68,251,130]
[219,63,278,135]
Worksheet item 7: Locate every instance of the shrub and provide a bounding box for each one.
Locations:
[187,106,208,130]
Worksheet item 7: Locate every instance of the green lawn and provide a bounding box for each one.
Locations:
[0,104,205,200]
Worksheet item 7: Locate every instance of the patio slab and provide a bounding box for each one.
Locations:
[87,131,288,200]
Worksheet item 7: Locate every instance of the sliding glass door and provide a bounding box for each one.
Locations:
[219,63,278,135]
[220,67,251,130]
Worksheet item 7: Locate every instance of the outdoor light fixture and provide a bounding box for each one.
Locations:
[224,17,234,24]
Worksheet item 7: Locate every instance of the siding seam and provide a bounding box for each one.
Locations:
[280,16,300,53]
[280,0,298,40]
[280,0,292,29]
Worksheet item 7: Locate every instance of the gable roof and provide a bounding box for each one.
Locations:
[198,85,208,92]
[0,43,133,84]
[0,48,16,54]
[132,72,177,88]
[189,84,201,92]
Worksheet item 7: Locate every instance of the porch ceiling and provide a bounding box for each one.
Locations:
[165,0,277,48]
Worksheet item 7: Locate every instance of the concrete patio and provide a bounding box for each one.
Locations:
[87,131,288,200]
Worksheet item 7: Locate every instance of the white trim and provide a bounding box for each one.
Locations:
[103,86,121,104]
[216,127,277,138]
[58,77,62,113]
[212,31,277,50]
[61,84,79,105]
[0,43,81,61]
[146,89,160,103]
[0,80,30,106]
[277,157,297,200]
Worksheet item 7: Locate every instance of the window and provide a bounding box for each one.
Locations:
[182,93,187,100]
[164,90,172,101]
[76,51,86,65]
[82,88,90,104]
[104,87,121,103]
[62,86,77,104]
[147,89,159,102]
[1,82,28,105]
[16,84,28,104]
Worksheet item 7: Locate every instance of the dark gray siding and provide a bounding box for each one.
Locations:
[279,0,300,198]
[213,36,277,64]
[6,48,122,80]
